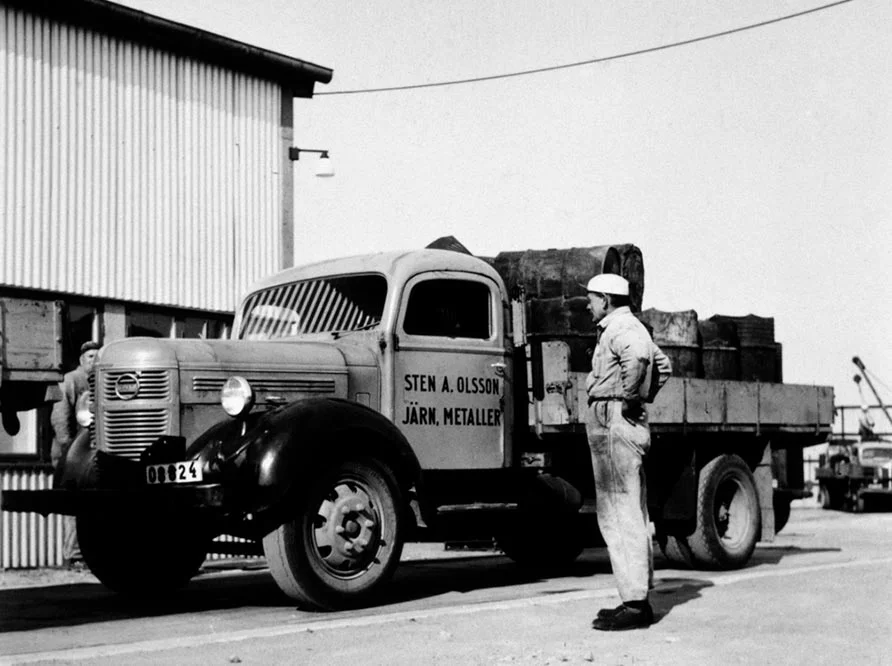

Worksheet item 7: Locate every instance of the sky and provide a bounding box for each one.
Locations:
[118,0,891,409]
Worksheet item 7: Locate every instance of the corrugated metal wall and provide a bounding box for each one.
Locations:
[0,6,282,312]
[0,468,63,568]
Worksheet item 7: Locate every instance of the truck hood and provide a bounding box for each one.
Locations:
[96,337,375,406]
[98,337,354,373]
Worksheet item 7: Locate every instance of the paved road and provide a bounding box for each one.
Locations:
[1,503,891,665]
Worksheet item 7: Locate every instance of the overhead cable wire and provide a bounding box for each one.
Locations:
[315,0,854,96]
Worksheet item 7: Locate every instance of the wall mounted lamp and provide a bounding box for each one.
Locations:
[289,147,334,178]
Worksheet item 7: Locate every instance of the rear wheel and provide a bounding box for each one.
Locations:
[496,474,585,569]
[659,454,760,570]
[77,508,208,596]
[497,513,584,569]
[263,458,404,610]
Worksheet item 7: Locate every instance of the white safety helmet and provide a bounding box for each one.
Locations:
[585,273,629,296]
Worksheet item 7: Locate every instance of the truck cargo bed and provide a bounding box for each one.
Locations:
[536,376,834,437]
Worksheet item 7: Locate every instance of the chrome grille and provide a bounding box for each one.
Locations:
[101,408,170,459]
[192,376,336,393]
[87,372,96,447]
[102,370,171,401]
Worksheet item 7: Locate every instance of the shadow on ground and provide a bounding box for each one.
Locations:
[650,577,714,622]
[0,551,595,634]
[0,541,840,635]
[747,544,842,566]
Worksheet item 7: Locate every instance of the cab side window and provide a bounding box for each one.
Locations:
[404,279,491,340]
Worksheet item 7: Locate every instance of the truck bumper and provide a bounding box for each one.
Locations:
[1,484,225,517]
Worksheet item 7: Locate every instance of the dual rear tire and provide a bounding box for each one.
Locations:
[660,454,761,569]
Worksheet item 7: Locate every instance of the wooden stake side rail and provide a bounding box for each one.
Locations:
[534,376,834,438]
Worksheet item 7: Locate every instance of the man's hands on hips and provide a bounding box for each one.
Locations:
[622,399,644,422]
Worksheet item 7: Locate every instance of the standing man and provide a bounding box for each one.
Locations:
[51,340,100,569]
[583,274,671,631]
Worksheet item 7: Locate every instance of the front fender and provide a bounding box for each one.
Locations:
[223,398,420,522]
[57,430,150,492]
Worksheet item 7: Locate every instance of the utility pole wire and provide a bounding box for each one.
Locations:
[315,0,855,96]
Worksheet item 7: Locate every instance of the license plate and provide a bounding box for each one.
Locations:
[145,460,203,485]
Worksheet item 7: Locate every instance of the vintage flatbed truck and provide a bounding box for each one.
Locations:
[1,246,834,609]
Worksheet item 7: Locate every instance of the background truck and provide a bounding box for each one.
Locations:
[1,243,833,610]
[816,356,892,512]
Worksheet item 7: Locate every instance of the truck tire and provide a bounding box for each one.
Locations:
[77,509,208,596]
[819,484,841,510]
[497,514,584,569]
[263,458,404,610]
[659,534,695,568]
[659,454,760,570]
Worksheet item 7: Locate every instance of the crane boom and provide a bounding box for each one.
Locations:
[852,356,892,428]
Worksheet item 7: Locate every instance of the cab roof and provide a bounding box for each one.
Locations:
[245,249,504,296]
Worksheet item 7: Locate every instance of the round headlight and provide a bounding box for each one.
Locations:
[75,391,94,428]
[221,376,255,418]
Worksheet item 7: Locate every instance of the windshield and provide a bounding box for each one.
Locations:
[861,447,892,462]
[238,274,387,340]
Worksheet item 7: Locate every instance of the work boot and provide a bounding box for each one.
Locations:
[591,602,654,631]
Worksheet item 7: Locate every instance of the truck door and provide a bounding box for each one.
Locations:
[394,272,512,469]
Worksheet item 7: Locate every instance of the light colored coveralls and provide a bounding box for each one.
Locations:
[50,365,90,562]
[585,306,671,602]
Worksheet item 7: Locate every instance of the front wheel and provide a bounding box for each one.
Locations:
[77,508,209,596]
[263,458,405,610]
[659,454,761,570]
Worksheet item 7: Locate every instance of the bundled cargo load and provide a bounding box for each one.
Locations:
[631,310,781,382]
[440,238,782,381]
[487,244,644,312]
[483,244,645,372]
[639,309,701,378]
[701,314,781,382]
[698,317,740,380]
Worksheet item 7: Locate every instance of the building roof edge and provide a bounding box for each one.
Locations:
[5,0,333,94]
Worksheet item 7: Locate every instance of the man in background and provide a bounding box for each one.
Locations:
[51,340,100,569]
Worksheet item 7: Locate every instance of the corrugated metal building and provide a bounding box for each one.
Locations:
[0,0,332,568]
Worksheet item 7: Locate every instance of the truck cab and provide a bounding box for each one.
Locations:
[234,249,514,472]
